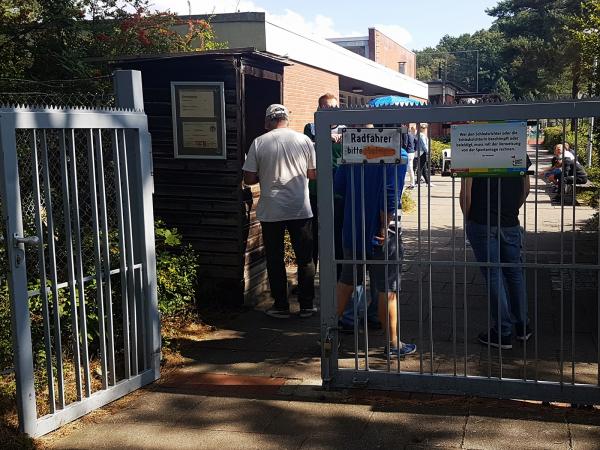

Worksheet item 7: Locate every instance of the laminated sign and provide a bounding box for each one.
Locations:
[450,122,527,176]
[341,128,403,164]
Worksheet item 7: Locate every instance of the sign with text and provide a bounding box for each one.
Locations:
[171,82,226,159]
[341,128,403,164]
[450,122,527,176]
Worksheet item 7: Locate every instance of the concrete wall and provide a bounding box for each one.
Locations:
[368,28,416,78]
[283,62,339,132]
[184,12,267,50]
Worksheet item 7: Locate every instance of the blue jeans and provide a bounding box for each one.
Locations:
[340,283,379,326]
[466,221,527,336]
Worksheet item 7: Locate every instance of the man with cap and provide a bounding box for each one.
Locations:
[243,104,317,318]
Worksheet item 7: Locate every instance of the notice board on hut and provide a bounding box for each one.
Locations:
[171,82,227,159]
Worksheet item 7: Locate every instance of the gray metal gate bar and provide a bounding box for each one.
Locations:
[394,166,401,373]
[533,121,540,382]
[111,129,131,379]
[427,131,433,375]
[571,120,578,385]
[118,129,139,376]
[94,129,117,387]
[86,129,109,390]
[29,130,56,413]
[68,129,92,398]
[40,129,65,408]
[360,165,369,370]
[59,129,83,400]
[497,178,503,379]
[382,164,390,371]
[452,176,457,376]
[560,120,566,387]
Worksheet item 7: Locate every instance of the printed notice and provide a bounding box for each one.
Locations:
[450,122,527,176]
[179,90,215,118]
[341,128,404,164]
[182,121,218,150]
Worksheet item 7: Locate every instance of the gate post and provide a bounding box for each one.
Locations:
[0,114,38,434]
[114,70,160,377]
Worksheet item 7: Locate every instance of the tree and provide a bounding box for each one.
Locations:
[415,28,506,94]
[0,0,225,81]
[487,0,584,98]
[566,0,600,96]
[492,76,514,101]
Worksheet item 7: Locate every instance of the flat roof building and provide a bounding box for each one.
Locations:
[193,13,427,130]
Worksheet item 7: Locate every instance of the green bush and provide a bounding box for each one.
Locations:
[543,124,593,157]
[155,221,199,318]
[401,191,415,213]
[0,283,12,370]
[0,221,198,371]
[430,139,448,172]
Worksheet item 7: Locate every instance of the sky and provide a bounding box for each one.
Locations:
[149,0,500,50]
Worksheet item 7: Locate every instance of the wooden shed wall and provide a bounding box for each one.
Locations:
[118,56,277,304]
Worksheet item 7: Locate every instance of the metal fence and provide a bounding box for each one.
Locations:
[0,77,115,109]
[0,72,159,436]
[316,99,600,405]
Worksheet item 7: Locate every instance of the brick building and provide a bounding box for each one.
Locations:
[200,13,427,132]
[329,28,416,78]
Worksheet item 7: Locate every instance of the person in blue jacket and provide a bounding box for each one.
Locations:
[334,149,416,356]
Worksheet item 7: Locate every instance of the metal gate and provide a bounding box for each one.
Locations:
[316,99,600,404]
[0,101,159,436]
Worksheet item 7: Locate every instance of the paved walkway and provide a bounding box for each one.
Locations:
[44,150,600,449]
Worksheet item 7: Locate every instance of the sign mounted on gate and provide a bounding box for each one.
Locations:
[450,122,527,176]
[341,128,404,164]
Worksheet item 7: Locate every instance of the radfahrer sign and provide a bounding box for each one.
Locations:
[341,128,405,164]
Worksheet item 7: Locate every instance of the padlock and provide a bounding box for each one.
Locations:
[323,336,332,356]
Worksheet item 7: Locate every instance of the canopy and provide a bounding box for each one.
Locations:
[367,95,423,107]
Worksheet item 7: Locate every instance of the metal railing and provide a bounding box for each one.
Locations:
[315,99,600,404]
[0,72,159,437]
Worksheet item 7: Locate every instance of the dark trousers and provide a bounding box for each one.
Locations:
[417,152,430,184]
[261,218,315,310]
[310,194,344,279]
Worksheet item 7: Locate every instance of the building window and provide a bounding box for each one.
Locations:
[398,62,406,74]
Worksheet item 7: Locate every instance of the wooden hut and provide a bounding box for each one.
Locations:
[115,49,288,304]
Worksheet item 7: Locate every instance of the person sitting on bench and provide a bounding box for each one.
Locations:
[553,159,588,201]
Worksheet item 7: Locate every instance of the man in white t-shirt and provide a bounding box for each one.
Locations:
[243,104,317,318]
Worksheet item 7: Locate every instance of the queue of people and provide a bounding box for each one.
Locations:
[243,96,535,356]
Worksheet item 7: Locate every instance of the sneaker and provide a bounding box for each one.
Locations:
[265,307,290,319]
[299,307,317,318]
[387,343,417,357]
[516,324,533,342]
[478,330,512,349]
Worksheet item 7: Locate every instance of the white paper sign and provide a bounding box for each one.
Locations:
[341,128,402,164]
[451,122,527,176]
[182,121,218,149]
[179,90,215,118]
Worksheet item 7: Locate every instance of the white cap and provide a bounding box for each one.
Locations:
[265,104,289,119]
